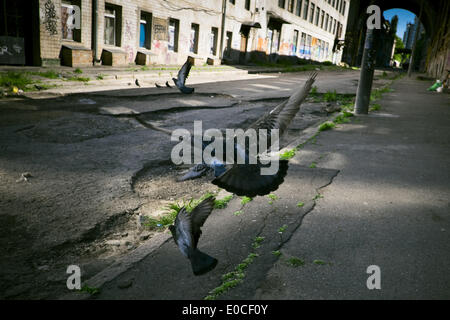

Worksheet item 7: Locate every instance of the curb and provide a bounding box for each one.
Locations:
[60,231,171,300]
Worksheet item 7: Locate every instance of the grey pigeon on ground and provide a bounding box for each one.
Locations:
[135,79,141,87]
[169,197,218,276]
[173,58,194,94]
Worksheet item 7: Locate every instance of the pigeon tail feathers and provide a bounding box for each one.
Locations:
[189,248,218,276]
[211,160,289,197]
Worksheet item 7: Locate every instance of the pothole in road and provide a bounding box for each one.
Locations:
[19,113,135,143]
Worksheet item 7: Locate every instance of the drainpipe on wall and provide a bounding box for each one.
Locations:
[219,0,227,60]
[92,0,99,65]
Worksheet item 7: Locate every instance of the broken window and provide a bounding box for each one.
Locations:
[104,3,121,46]
[61,1,81,42]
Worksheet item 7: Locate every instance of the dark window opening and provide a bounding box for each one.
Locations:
[190,23,199,54]
[245,0,250,10]
[210,27,218,55]
[104,3,122,46]
[139,11,152,49]
[168,18,179,52]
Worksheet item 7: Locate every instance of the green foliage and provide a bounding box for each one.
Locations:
[287,257,305,267]
[79,285,100,295]
[0,71,34,90]
[272,250,282,257]
[369,103,381,111]
[280,148,296,160]
[205,252,259,300]
[313,259,327,265]
[241,196,253,205]
[333,114,351,124]
[214,195,233,209]
[278,225,288,233]
[68,76,90,82]
[318,121,335,131]
[309,162,317,168]
[73,68,83,74]
[324,90,338,102]
[233,210,243,216]
[297,201,305,207]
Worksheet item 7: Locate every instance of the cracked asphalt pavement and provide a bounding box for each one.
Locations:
[2,70,448,300]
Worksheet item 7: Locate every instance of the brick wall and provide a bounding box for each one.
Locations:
[36,0,350,66]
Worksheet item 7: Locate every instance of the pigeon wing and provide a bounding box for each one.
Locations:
[190,197,215,247]
[173,207,194,257]
[177,59,193,86]
[247,72,317,136]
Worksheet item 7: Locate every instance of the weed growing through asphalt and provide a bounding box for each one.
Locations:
[280,148,296,160]
[369,103,381,111]
[313,194,324,200]
[297,201,305,207]
[252,236,265,249]
[241,196,252,205]
[309,162,317,168]
[267,194,278,205]
[278,225,288,234]
[214,195,233,209]
[233,210,243,216]
[73,68,83,74]
[205,252,259,300]
[333,114,351,124]
[96,74,105,80]
[79,285,100,295]
[144,192,216,229]
[68,76,90,82]
[287,257,305,267]
[272,250,282,257]
[324,90,338,102]
[313,259,327,265]
[319,121,335,131]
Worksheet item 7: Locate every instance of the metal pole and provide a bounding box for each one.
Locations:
[407,0,423,77]
[92,0,98,65]
[219,0,227,60]
[354,27,377,114]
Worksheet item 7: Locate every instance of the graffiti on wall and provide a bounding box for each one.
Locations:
[43,0,58,35]
[153,17,168,41]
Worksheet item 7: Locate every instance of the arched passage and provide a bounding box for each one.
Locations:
[343,0,449,77]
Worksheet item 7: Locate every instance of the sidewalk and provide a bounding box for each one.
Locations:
[71,76,450,299]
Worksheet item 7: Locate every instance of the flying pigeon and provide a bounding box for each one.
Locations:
[135,72,318,197]
[183,72,318,196]
[135,79,141,87]
[169,197,218,276]
[173,58,194,94]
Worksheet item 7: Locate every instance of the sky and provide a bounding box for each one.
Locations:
[383,8,417,40]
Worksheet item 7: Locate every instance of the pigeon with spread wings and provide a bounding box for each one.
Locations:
[169,197,218,276]
[173,57,194,94]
